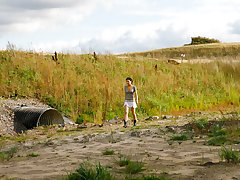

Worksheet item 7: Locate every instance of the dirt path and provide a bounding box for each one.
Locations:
[1,112,240,180]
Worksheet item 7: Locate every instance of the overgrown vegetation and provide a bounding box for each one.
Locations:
[1,45,240,123]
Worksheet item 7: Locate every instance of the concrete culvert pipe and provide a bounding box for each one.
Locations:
[13,107,64,132]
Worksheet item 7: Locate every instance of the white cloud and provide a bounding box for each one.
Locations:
[1,0,240,53]
[0,0,101,34]
[74,25,188,54]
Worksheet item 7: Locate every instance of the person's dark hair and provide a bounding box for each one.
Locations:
[126,77,133,83]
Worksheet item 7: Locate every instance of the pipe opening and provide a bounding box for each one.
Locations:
[13,107,64,133]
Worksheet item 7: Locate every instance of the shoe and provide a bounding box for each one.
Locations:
[124,120,127,128]
[133,120,136,126]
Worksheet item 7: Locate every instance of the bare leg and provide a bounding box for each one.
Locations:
[131,107,137,126]
[131,107,137,120]
[124,105,129,127]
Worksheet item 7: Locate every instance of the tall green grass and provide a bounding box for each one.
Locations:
[1,49,240,123]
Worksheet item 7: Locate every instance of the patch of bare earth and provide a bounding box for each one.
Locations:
[1,109,240,179]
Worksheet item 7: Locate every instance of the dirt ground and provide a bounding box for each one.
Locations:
[1,111,240,180]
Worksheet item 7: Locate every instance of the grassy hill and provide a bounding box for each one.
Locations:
[124,42,240,60]
[1,43,240,123]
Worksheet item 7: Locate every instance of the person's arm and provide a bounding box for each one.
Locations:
[134,86,138,104]
[135,91,138,104]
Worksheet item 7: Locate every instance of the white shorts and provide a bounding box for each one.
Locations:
[123,101,137,108]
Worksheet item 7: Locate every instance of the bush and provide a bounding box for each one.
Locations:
[66,162,113,180]
[219,146,239,163]
[188,36,220,45]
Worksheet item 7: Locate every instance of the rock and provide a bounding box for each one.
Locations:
[105,119,119,124]
[130,131,141,137]
[63,116,75,125]
[145,117,153,121]
[79,136,89,143]
[0,98,50,135]
[152,116,159,120]
[162,115,173,119]
[77,124,87,129]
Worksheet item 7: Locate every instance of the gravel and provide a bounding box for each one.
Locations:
[0,98,49,136]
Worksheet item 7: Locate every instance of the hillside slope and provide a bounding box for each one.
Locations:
[1,45,240,123]
[124,42,240,60]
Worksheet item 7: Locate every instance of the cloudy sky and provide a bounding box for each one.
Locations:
[1,0,240,54]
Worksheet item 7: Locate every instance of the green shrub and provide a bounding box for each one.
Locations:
[66,162,113,180]
[207,136,227,146]
[102,150,115,155]
[125,161,144,174]
[170,135,187,141]
[219,146,239,163]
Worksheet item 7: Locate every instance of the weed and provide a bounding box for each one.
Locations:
[47,134,52,138]
[27,153,40,157]
[57,129,65,132]
[219,146,239,163]
[66,162,113,180]
[0,147,18,161]
[102,150,115,155]
[207,129,226,137]
[125,161,144,174]
[207,136,227,146]
[195,118,209,130]
[170,135,187,141]
[116,154,131,167]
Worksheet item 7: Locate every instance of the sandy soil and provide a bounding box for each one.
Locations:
[1,111,240,180]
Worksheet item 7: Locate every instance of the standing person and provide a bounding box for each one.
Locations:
[123,77,138,128]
